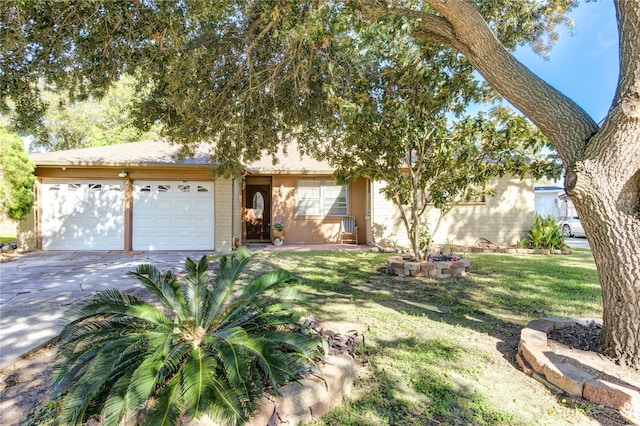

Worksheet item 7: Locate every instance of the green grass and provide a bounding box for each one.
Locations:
[23,249,603,425]
[243,249,602,425]
[0,236,16,243]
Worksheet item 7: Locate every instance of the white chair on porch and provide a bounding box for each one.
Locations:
[340,216,358,245]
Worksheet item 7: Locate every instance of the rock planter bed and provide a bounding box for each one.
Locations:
[387,256,471,278]
[517,318,640,424]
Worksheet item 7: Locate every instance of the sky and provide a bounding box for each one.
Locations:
[513,1,619,124]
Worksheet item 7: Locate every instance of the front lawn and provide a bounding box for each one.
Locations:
[244,249,605,425]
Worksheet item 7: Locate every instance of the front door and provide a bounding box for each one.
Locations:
[245,185,271,241]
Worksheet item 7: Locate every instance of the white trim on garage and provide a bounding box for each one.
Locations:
[132,181,215,251]
[41,179,125,250]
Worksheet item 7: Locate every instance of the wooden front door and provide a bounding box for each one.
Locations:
[245,185,271,241]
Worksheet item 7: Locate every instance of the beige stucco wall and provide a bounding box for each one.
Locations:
[232,178,242,245]
[16,208,37,252]
[370,176,535,248]
[214,178,235,252]
[268,175,367,244]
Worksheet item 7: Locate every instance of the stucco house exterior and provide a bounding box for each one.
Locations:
[18,140,535,252]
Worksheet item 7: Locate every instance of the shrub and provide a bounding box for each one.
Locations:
[52,247,320,425]
[527,214,567,249]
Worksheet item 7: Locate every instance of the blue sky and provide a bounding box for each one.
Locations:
[514,1,619,124]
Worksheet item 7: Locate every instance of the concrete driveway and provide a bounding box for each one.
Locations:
[0,251,214,368]
[565,236,591,250]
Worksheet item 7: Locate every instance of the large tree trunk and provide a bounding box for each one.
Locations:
[404,0,640,368]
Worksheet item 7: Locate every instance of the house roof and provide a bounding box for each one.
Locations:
[30,140,214,167]
[534,185,564,193]
[244,146,333,175]
[30,140,334,174]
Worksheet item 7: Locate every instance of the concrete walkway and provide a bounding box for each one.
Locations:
[0,251,212,369]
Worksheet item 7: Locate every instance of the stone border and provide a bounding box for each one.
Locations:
[387,256,471,278]
[375,245,572,256]
[188,354,355,426]
[449,245,572,255]
[248,354,355,425]
[517,318,640,424]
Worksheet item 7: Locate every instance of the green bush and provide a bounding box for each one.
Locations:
[527,214,567,249]
[52,247,320,426]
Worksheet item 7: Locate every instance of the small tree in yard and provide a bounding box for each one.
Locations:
[0,126,35,222]
[52,248,320,426]
[315,30,559,260]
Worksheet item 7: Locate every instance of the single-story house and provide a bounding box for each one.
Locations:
[18,140,536,252]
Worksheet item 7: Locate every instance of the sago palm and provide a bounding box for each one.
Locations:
[52,247,320,426]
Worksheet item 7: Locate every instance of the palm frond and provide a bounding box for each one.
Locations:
[129,264,188,321]
[59,349,124,424]
[61,288,171,329]
[143,375,183,426]
[206,248,253,321]
[242,268,293,298]
[183,256,210,325]
[181,345,210,420]
[101,369,135,426]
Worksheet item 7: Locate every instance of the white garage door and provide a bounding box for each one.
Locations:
[132,181,215,250]
[41,180,125,250]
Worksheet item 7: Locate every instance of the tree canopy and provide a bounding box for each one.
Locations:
[31,76,156,151]
[0,0,574,173]
[0,126,35,221]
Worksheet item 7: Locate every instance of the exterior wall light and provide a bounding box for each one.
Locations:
[118,171,128,178]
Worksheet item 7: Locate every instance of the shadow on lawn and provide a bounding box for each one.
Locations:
[321,337,514,425]
[246,250,626,425]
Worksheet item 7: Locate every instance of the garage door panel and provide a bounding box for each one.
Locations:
[132,181,214,251]
[42,180,124,250]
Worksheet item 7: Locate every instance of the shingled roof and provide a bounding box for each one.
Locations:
[30,140,214,167]
[30,140,334,174]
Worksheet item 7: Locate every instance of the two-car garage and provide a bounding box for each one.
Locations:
[40,179,215,251]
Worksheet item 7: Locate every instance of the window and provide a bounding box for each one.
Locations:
[297,179,348,216]
[197,185,209,192]
[178,184,191,192]
[158,184,171,192]
[89,183,103,192]
[68,183,81,192]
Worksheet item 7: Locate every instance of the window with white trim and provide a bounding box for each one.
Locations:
[297,179,348,216]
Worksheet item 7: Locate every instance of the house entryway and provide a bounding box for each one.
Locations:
[244,183,271,242]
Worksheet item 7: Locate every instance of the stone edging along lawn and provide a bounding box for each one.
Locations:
[386,245,572,278]
[187,353,355,426]
[517,318,640,424]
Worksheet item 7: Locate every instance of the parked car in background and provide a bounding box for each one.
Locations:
[561,216,586,237]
